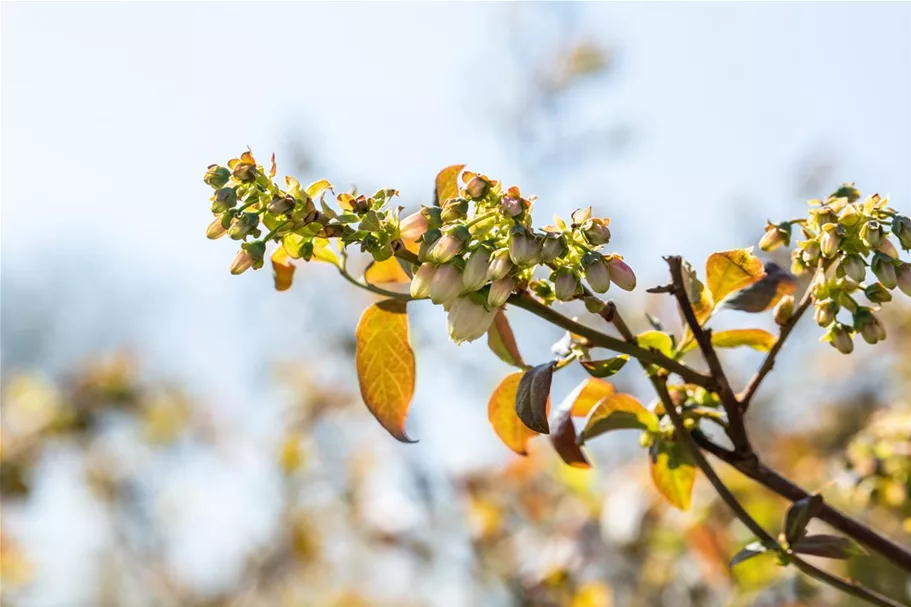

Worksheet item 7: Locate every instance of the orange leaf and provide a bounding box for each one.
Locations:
[355,300,416,443]
[705,248,765,304]
[364,258,411,284]
[434,164,465,206]
[564,378,615,417]
[271,246,295,292]
[488,372,538,455]
[487,310,526,368]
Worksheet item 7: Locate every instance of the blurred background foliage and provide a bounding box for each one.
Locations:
[2,3,910,606]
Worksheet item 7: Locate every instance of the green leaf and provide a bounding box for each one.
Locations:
[783,494,824,544]
[434,164,465,207]
[580,355,629,378]
[791,534,862,560]
[637,331,675,358]
[649,438,696,510]
[681,329,778,354]
[487,310,527,369]
[515,362,555,434]
[730,541,768,567]
[580,393,658,442]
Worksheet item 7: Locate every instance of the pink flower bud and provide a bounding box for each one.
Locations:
[462,248,491,291]
[826,323,854,354]
[508,229,541,266]
[487,277,516,308]
[486,249,514,281]
[854,309,886,345]
[584,256,611,293]
[773,295,795,326]
[581,218,612,245]
[872,255,897,289]
[541,234,567,263]
[500,196,524,217]
[553,268,580,301]
[447,297,497,344]
[877,238,899,259]
[759,222,790,252]
[892,215,911,250]
[410,263,436,299]
[814,299,837,327]
[896,263,911,297]
[607,258,637,291]
[861,220,885,248]
[840,254,866,283]
[207,217,228,240]
[429,263,463,305]
[230,250,253,275]
[429,226,469,264]
[819,227,842,258]
[399,209,429,243]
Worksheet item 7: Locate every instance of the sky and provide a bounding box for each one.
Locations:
[2,2,910,605]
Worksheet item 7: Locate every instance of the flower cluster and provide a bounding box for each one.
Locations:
[760,185,911,353]
[403,172,636,343]
[203,153,637,344]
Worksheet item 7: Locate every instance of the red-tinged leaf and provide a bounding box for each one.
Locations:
[487,310,526,369]
[567,378,615,417]
[706,248,765,304]
[516,362,554,434]
[355,300,416,443]
[580,393,658,442]
[488,372,538,455]
[434,164,465,207]
[549,387,591,468]
[649,438,696,510]
[580,356,628,378]
[269,153,277,178]
[271,246,295,292]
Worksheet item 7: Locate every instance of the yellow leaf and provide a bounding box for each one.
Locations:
[649,438,696,510]
[271,246,295,292]
[705,248,765,304]
[305,179,333,201]
[580,393,658,442]
[355,300,416,443]
[311,238,340,266]
[364,258,410,284]
[435,164,465,206]
[682,259,714,326]
[572,581,613,607]
[711,329,777,352]
[488,372,538,455]
[636,331,675,358]
[564,378,615,417]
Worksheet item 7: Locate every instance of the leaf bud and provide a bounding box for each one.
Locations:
[429,263,463,305]
[486,249,514,282]
[508,228,542,266]
[410,263,436,299]
[814,298,838,327]
[840,254,866,283]
[871,254,897,289]
[860,219,886,248]
[465,176,490,200]
[399,209,430,243]
[553,267,581,301]
[773,294,795,326]
[583,253,611,293]
[759,222,791,252]
[607,257,637,291]
[429,225,469,263]
[541,233,567,263]
[447,296,497,344]
[211,187,238,213]
[825,322,854,354]
[863,282,892,304]
[580,217,611,245]
[487,276,516,308]
[896,262,911,297]
[204,165,231,189]
[892,215,911,250]
[462,247,491,291]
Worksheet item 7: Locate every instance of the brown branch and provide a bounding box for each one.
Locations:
[664,256,752,456]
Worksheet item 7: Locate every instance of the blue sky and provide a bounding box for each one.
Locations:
[2,3,910,604]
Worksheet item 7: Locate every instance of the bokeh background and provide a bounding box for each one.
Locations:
[2,3,910,607]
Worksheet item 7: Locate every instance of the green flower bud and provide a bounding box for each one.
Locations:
[838,203,863,228]
[290,198,319,226]
[417,229,442,262]
[440,198,469,223]
[211,187,238,213]
[465,176,490,200]
[583,254,611,293]
[429,263,463,305]
[607,257,637,291]
[410,263,436,299]
[462,248,491,291]
[819,225,843,258]
[553,268,581,301]
[897,263,911,297]
[399,209,430,243]
[429,225,469,264]
[840,254,866,283]
[267,195,295,216]
[759,222,791,251]
[500,196,524,218]
[206,217,228,240]
[877,238,899,259]
[232,162,257,183]
[487,276,516,308]
[580,218,611,245]
[871,254,897,289]
[815,299,838,327]
[854,308,886,345]
[541,233,567,263]
[773,294,795,326]
[801,240,821,265]
[825,322,854,354]
[791,249,809,276]
[447,296,497,344]
[863,282,892,304]
[860,220,885,248]
[486,249,514,282]
[508,228,542,266]
[812,205,838,230]
[228,213,260,240]
[892,215,911,250]
[204,165,231,189]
